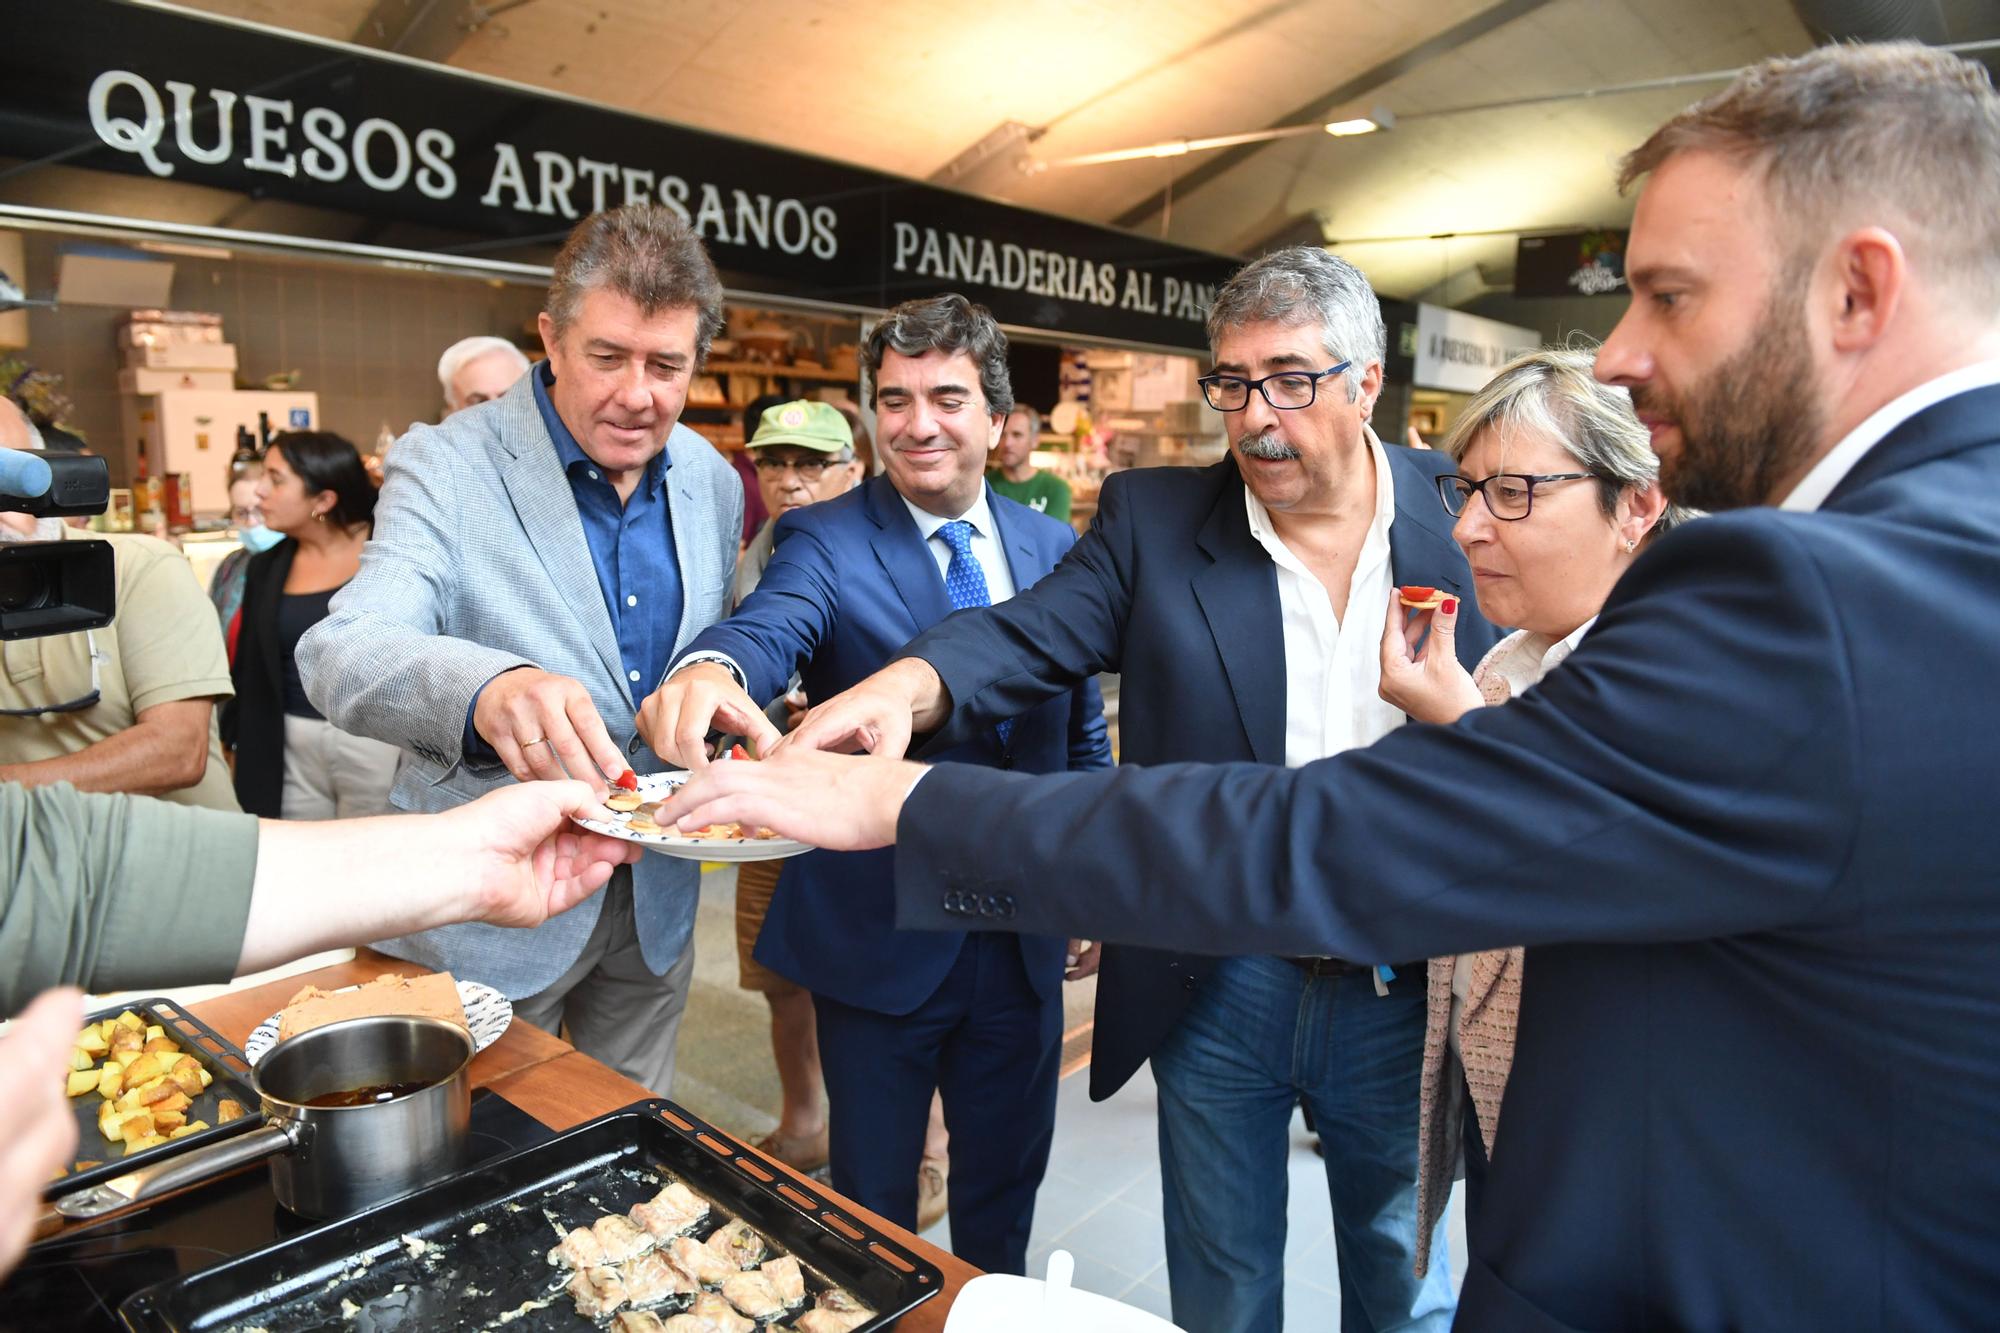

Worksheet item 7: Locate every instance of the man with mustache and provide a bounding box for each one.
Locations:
[299,204,742,1096]
[668,43,2000,1330]
[774,251,1499,1332]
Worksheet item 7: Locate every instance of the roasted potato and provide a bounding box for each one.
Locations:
[109,1026,144,1057]
[216,1099,247,1124]
[166,1122,207,1140]
[96,1063,125,1099]
[66,1069,99,1097]
[122,1053,165,1088]
[169,1059,204,1099]
[124,1134,167,1155]
[119,1111,155,1143]
[76,1026,110,1057]
[152,1090,191,1116]
[143,1036,178,1055]
[113,1011,144,1033]
[69,1046,95,1073]
[152,1107,186,1132]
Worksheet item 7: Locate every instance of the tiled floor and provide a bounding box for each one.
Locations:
[678,866,1468,1331]
[919,1061,1470,1328]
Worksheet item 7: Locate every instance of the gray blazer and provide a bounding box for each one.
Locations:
[297,373,742,998]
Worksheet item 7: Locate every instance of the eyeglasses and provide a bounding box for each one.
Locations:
[752,455,847,477]
[1197,362,1351,412]
[1436,472,1593,521]
[0,629,103,717]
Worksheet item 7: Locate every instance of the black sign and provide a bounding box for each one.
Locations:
[0,0,1241,350]
[1514,230,1628,298]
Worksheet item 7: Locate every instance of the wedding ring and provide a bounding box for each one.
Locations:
[522,737,549,748]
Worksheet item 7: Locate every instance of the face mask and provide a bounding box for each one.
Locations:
[238,524,285,553]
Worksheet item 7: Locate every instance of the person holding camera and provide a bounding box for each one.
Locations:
[0,397,238,812]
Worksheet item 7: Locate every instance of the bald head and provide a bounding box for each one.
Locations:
[0,397,38,453]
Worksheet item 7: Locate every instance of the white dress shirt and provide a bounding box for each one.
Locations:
[1781,358,2000,513]
[1242,428,1404,769]
[900,488,1017,603]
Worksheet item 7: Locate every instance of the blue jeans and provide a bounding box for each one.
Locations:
[1152,955,1454,1333]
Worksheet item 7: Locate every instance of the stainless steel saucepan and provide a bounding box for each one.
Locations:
[57,1014,472,1223]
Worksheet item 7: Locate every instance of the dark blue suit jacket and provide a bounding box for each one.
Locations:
[892,386,2000,1330]
[681,474,1110,1015]
[899,447,1501,1098]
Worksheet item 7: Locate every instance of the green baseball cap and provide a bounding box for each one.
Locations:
[748,399,852,453]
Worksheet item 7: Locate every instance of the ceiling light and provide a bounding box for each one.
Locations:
[1323,118,1380,137]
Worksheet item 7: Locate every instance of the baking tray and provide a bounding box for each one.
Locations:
[47,997,265,1203]
[119,1098,943,1332]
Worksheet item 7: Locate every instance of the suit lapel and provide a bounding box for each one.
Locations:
[986,483,1044,590]
[663,431,707,657]
[1192,468,1286,766]
[865,475,953,632]
[495,386,628,700]
[1823,382,2000,510]
[1384,445,1468,599]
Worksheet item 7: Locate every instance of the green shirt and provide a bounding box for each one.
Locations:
[0,782,259,1012]
[988,469,1072,523]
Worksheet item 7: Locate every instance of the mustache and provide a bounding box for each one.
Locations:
[1238,430,1300,461]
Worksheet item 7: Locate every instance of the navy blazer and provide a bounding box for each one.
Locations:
[893,386,2000,1330]
[680,474,1110,1015]
[901,447,1501,1098]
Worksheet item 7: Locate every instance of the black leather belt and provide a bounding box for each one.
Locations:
[1282,956,1358,977]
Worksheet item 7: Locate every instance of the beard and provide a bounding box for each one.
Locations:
[1236,429,1301,462]
[1631,273,1824,512]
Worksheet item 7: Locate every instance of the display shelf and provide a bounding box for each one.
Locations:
[706,360,856,383]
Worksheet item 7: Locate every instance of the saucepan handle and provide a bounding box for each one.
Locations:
[55,1119,301,1220]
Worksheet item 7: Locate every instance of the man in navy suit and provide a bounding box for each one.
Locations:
[639,294,1110,1275]
[775,248,1498,1332]
[663,43,2000,1331]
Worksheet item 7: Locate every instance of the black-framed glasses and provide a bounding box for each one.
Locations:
[1197,362,1351,412]
[0,630,104,717]
[752,455,847,477]
[1437,472,1593,521]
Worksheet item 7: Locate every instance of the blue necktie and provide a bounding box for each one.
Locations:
[937,520,1012,745]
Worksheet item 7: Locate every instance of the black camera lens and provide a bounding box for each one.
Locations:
[0,561,51,614]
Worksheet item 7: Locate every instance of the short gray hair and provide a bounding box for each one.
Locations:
[1620,42,2000,313]
[864,294,1013,416]
[1205,246,1385,403]
[546,204,725,362]
[437,335,531,403]
[1443,347,1693,538]
[1008,403,1042,436]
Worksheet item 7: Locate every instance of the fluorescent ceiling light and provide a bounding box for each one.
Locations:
[1324,118,1381,137]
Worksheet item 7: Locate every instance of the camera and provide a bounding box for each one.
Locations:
[0,447,115,641]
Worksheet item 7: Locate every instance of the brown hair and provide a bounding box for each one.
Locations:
[1619,42,2000,311]
[545,204,725,361]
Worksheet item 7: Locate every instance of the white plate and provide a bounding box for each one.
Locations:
[243,978,513,1065]
[572,769,813,863]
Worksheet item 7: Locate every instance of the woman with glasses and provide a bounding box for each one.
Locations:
[222,431,399,820]
[206,464,278,660]
[1375,347,1691,1277]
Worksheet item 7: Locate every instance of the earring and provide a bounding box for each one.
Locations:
[316,511,328,524]
[1623,538,1637,553]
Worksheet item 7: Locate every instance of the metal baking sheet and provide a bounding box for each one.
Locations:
[48,997,264,1202]
[118,1098,942,1332]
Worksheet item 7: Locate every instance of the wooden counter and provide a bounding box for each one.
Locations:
[183,950,977,1331]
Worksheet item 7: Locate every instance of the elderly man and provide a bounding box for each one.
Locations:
[668,43,2000,1331]
[438,335,532,416]
[773,251,1495,1331]
[986,404,1070,521]
[0,396,238,812]
[640,295,1110,1275]
[299,204,741,1093]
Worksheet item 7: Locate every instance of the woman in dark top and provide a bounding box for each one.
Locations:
[222,431,399,818]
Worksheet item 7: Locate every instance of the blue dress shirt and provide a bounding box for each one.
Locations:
[463,362,683,759]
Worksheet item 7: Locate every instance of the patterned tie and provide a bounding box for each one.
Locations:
[937,520,1012,745]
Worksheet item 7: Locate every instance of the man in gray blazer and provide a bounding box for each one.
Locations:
[299,204,742,1092]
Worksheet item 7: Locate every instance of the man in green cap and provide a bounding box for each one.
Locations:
[735,398,862,604]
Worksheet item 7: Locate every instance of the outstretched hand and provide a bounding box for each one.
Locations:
[656,748,924,852]
[449,780,645,926]
[1378,589,1484,724]
[0,988,84,1282]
